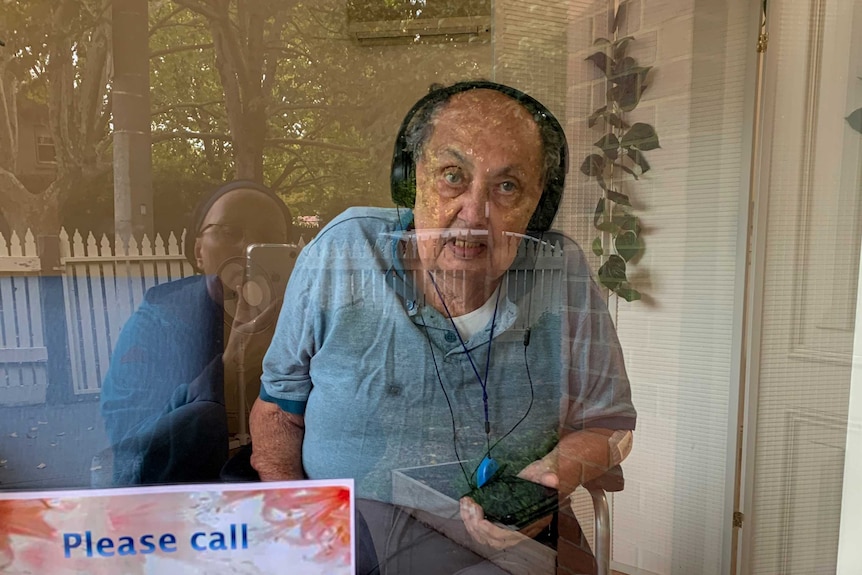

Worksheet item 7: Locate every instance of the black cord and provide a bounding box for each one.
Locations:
[417,313,473,490]
[481,233,544,460]
[486,338,535,454]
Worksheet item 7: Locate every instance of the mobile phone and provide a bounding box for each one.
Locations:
[468,475,559,531]
[230,243,299,444]
[243,243,300,306]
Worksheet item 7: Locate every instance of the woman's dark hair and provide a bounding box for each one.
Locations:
[184,180,295,271]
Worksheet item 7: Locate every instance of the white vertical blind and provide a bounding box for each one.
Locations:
[560,0,754,573]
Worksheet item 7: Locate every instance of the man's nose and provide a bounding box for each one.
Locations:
[457,181,490,228]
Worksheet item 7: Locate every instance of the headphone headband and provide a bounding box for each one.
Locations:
[390,81,569,233]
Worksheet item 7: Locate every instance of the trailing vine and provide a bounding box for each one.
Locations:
[580,9,659,302]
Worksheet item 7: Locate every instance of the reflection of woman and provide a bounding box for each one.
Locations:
[100,180,293,485]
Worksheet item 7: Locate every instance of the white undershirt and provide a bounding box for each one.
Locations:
[450,285,501,341]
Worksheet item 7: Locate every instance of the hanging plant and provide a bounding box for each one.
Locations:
[580,7,659,302]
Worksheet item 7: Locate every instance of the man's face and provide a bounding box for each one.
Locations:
[412,89,545,282]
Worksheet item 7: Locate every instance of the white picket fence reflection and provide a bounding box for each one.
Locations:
[58,228,196,395]
[0,230,47,404]
[1,228,565,403]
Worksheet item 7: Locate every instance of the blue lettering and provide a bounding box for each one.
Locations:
[209,531,227,551]
[63,533,82,558]
[159,533,177,553]
[139,534,156,554]
[96,537,114,557]
[85,530,93,556]
[190,532,207,551]
[117,536,137,556]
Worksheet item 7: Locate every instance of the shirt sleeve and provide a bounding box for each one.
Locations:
[259,245,323,415]
[561,239,637,432]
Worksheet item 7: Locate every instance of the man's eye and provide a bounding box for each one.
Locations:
[498,181,518,194]
[442,170,463,185]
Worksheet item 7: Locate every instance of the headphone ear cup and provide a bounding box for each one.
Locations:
[528,176,564,232]
[391,142,416,208]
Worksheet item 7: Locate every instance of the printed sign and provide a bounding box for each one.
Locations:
[0,480,354,574]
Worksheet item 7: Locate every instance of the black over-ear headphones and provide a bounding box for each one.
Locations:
[390,80,569,233]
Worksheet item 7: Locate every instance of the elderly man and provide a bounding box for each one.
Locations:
[250,81,636,574]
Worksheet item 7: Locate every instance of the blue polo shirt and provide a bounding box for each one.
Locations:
[261,207,635,501]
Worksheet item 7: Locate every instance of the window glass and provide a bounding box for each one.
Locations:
[0,1,859,574]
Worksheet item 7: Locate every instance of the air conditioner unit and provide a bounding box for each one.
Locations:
[349,15,491,45]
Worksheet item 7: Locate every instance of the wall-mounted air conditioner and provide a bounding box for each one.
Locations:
[348,15,491,45]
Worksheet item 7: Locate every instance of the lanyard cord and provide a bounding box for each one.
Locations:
[426,272,502,453]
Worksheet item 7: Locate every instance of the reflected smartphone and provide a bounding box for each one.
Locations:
[469,475,559,531]
[243,243,300,305]
[230,243,299,444]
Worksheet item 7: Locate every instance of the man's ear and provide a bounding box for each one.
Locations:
[193,237,205,271]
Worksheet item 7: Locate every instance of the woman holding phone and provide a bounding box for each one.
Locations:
[99,180,294,485]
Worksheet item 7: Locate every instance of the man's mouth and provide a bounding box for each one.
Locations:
[452,237,485,249]
[448,234,488,259]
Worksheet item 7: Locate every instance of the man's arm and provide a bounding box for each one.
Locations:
[519,427,633,495]
[249,397,306,481]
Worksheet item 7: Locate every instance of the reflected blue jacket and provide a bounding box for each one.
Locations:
[100,275,229,485]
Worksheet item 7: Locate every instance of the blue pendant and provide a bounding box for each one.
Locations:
[476,456,499,488]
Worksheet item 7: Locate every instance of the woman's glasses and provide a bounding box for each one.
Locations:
[198,223,286,245]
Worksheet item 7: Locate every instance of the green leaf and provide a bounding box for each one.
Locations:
[611,35,635,51]
[608,70,651,111]
[612,56,638,77]
[615,213,640,233]
[606,189,631,206]
[588,105,608,128]
[596,221,621,234]
[591,236,603,257]
[612,3,627,34]
[627,148,651,173]
[614,162,639,180]
[621,83,649,112]
[580,154,605,176]
[611,63,650,83]
[593,133,620,160]
[848,108,862,134]
[598,255,627,291]
[593,37,612,47]
[615,231,643,261]
[585,52,612,75]
[621,123,660,150]
[593,197,605,227]
[615,285,642,302]
[612,36,634,60]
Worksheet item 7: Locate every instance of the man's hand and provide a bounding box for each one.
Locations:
[460,428,632,549]
[249,397,306,480]
[459,470,557,550]
[520,428,623,497]
[459,496,523,549]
